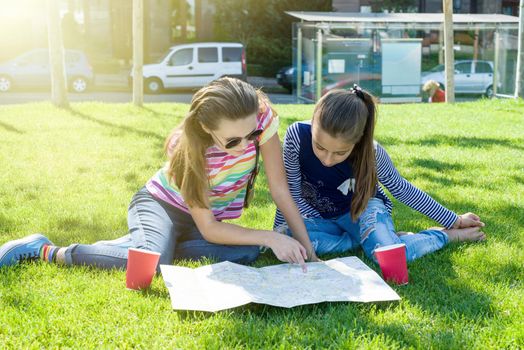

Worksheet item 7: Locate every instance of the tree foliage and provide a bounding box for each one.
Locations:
[212,0,331,76]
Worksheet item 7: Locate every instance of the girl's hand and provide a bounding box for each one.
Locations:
[453,212,485,229]
[268,232,308,272]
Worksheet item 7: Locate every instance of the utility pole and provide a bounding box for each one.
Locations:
[443,0,455,103]
[47,0,69,108]
[515,0,523,98]
[132,0,144,106]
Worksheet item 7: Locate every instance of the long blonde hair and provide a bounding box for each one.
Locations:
[165,77,264,208]
[313,88,378,221]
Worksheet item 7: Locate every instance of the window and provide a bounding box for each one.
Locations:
[65,52,81,64]
[475,62,492,74]
[455,62,471,74]
[169,48,193,66]
[198,48,218,63]
[222,47,242,62]
[430,64,444,72]
[19,52,49,66]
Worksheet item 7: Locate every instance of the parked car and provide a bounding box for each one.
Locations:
[0,48,93,93]
[276,66,296,93]
[137,42,246,93]
[421,60,496,98]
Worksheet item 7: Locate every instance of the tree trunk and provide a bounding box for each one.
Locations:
[133,0,144,106]
[47,0,69,108]
[515,0,524,98]
[443,0,455,103]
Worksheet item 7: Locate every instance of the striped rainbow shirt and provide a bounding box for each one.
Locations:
[146,106,279,220]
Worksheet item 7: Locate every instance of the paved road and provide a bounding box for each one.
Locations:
[0,91,298,105]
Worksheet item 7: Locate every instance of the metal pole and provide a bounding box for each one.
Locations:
[473,28,479,61]
[515,0,524,98]
[47,0,69,108]
[132,0,144,106]
[316,28,323,101]
[296,26,302,100]
[443,0,455,103]
[493,30,500,97]
[438,23,444,64]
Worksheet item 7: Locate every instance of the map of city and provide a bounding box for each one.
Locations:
[160,257,401,312]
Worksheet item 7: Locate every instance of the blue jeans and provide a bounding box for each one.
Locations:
[285,198,449,263]
[63,187,259,270]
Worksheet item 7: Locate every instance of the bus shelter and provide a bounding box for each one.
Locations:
[287,12,519,102]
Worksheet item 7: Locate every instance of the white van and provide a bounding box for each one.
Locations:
[141,42,246,93]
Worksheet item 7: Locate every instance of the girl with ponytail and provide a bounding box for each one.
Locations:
[274,86,486,263]
[1,78,317,271]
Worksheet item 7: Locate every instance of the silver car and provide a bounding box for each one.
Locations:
[0,48,93,93]
[421,60,496,98]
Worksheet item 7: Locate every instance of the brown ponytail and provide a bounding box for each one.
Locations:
[313,88,378,221]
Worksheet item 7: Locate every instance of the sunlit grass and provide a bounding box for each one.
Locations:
[0,99,523,348]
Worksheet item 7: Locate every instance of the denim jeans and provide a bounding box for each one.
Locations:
[285,198,449,263]
[63,187,259,270]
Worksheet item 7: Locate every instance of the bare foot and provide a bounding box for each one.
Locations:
[443,226,486,242]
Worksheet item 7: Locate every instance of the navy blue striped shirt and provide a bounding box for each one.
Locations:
[274,121,458,230]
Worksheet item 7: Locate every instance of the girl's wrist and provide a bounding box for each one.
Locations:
[453,215,462,229]
[264,231,279,248]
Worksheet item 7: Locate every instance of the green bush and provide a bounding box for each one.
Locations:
[212,0,331,76]
[246,37,291,77]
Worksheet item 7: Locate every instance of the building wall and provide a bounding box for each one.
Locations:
[420,0,518,15]
[332,0,373,12]
[333,0,518,14]
[332,0,361,12]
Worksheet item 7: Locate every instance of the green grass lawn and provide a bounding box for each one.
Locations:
[0,99,523,349]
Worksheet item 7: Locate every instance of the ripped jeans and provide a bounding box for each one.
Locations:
[285,198,449,263]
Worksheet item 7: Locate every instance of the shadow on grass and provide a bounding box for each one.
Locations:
[49,215,128,246]
[411,170,473,187]
[402,248,494,316]
[67,108,165,144]
[378,135,524,151]
[0,121,24,134]
[140,106,184,120]
[412,135,524,150]
[410,158,465,172]
[512,174,524,184]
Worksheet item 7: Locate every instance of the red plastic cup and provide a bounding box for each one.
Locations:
[126,248,161,290]
[374,243,409,285]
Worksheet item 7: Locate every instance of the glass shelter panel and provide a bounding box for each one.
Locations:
[494,29,519,96]
[293,20,518,103]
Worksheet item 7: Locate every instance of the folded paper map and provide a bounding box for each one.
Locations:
[160,256,400,312]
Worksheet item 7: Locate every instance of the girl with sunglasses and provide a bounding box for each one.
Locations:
[0,78,317,271]
[274,86,485,263]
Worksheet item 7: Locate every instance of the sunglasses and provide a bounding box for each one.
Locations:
[210,128,263,149]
